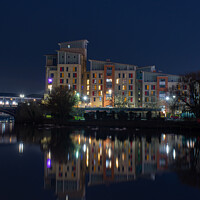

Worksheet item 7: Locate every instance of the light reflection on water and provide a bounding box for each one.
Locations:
[41,130,200,200]
[0,119,15,143]
[1,122,200,200]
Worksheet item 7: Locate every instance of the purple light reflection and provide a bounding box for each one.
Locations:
[47,159,51,168]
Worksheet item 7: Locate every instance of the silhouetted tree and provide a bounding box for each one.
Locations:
[46,86,77,123]
[15,102,44,124]
[169,72,200,118]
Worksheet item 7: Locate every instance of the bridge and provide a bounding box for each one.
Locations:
[0,106,17,117]
[0,93,43,117]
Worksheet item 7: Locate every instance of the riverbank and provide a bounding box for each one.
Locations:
[32,119,200,135]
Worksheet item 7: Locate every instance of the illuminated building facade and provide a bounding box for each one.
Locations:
[45,39,192,112]
[45,40,89,98]
[89,60,137,107]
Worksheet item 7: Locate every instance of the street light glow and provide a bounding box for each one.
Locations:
[83,96,87,101]
[20,94,25,98]
[166,96,169,101]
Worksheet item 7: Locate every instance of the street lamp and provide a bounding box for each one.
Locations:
[20,94,25,98]
[83,96,87,101]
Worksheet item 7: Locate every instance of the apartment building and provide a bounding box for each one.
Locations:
[45,40,88,98]
[140,71,190,113]
[89,60,137,107]
[45,39,192,114]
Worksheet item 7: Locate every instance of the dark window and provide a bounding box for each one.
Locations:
[50,73,54,78]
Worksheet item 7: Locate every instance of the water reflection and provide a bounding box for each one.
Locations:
[39,130,200,200]
[0,120,15,143]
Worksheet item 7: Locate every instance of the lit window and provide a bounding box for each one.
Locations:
[116,79,119,84]
[87,91,89,95]
[106,79,112,82]
[98,85,101,90]
[60,73,64,78]
[87,79,89,85]
[87,86,89,90]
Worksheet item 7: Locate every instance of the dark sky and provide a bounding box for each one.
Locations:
[1,0,200,94]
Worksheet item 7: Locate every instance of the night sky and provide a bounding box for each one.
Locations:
[1,0,200,94]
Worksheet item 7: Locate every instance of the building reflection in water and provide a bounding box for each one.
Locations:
[0,121,15,143]
[41,130,199,200]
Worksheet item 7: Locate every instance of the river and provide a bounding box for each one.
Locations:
[0,120,200,200]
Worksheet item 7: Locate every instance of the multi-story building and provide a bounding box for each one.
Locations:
[45,40,89,98]
[89,60,138,107]
[45,39,191,114]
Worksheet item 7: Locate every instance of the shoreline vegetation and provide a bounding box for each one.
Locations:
[12,86,200,133]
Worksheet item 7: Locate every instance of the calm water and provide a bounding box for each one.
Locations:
[1,120,200,200]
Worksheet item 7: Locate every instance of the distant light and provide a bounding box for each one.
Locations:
[19,143,24,153]
[162,134,166,141]
[12,101,17,105]
[0,101,3,105]
[76,93,80,97]
[5,101,9,105]
[116,158,119,168]
[166,96,169,101]
[108,89,112,94]
[89,137,91,144]
[83,96,87,101]
[76,151,79,159]
[83,144,86,152]
[20,94,25,98]
[48,78,53,84]
[173,149,176,159]
[108,148,111,158]
[48,85,52,91]
[47,151,51,159]
[173,95,176,99]
[47,159,51,168]
[166,144,169,154]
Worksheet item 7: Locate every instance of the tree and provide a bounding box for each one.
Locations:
[114,94,129,108]
[169,72,200,118]
[46,86,78,123]
[15,102,44,124]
